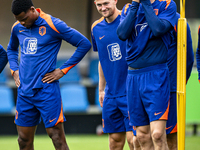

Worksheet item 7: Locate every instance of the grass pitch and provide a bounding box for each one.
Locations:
[0,134,200,150]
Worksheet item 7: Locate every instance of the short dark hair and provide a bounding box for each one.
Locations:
[11,0,34,15]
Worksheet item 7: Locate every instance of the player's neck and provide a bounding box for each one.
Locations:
[105,9,120,23]
[35,9,40,20]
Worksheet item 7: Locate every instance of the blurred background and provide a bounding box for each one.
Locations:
[0,0,200,137]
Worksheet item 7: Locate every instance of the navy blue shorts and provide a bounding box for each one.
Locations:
[126,64,170,126]
[102,95,132,133]
[15,81,66,128]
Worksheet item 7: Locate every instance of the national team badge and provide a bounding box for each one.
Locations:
[23,37,37,54]
[39,26,46,36]
[107,43,122,61]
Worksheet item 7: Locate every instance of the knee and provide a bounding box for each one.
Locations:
[109,140,123,150]
[109,133,125,149]
[49,133,62,147]
[18,136,33,149]
[151,130,165,143]
[137,132,151,145]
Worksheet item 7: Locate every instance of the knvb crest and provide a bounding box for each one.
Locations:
[107,43,122,61]
[39,26,46,36]
[23,37,37,54]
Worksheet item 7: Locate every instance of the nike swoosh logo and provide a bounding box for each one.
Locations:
[19,30,25,33]
[99,35,105,40]
[154,112,162,116]
[49,118,56,123]
[166,126,172,130]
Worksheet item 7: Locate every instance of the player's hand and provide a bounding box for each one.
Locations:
[132,0,140,3]
[13,70,20,88]
[42,68,65,84]
[99,91,105,107]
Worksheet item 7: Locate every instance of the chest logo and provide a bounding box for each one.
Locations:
[99,35,105,40]
[23,37,37,54]
[107,43,122,61]
[39,26,46,36]
[135,23,148,36]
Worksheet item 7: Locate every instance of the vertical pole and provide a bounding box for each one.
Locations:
[177,0,187,149]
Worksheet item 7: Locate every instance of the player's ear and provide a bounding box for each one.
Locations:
[94,1,96,5]
[30,6,35,13]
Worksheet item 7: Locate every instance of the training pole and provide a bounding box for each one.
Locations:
[177,0,187,149]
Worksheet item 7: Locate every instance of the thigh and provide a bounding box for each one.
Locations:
[136,125,151,135]
[150,120,167,135]
[35,82,66,128]
[102,97,126,133]
[166,92,177,134]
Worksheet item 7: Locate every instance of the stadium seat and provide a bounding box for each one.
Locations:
[56,59,81,83]
[60,84,89,113]
[88,58,99,84]
[0,85,15,114]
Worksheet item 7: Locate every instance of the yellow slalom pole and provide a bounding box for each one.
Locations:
[177,0,187,149]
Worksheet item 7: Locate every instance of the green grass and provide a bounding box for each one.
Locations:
[0,134,200,150]
[0,134,113,150]
[186,71,200,124]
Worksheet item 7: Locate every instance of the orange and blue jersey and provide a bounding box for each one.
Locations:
[91,14,128,98]
[0,44,8,73]
[91,13,132,133]
[7,8,91,96]
[196,25,200,82]
[117,0,177,68]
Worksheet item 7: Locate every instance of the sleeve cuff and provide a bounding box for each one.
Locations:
[11,69,15,76]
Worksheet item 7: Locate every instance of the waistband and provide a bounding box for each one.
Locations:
[128,63,168,74]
